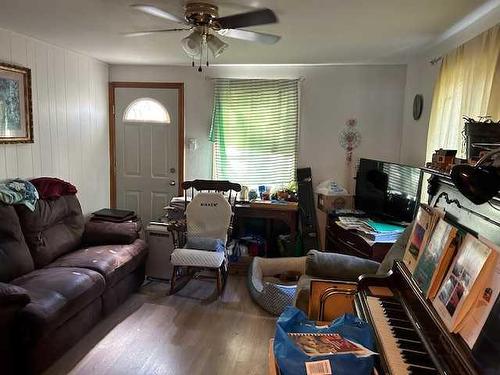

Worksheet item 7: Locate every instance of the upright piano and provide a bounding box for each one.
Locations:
[354,170,500,375]
[271,171,500,375]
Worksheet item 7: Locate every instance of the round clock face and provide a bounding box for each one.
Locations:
[413,94,423,120]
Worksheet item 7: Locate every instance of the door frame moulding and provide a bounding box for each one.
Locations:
[108,81,185,208]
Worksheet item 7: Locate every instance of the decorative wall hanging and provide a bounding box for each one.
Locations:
[339,118,361,162]
[339,118,361,194]
[0,63,33,143]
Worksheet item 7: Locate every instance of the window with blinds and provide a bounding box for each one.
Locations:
[209,78,299,186]
[382,163,421,200]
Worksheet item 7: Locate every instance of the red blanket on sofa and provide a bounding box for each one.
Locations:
[30,177,77,200]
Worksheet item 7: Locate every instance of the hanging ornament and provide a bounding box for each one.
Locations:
[339,118,361,162]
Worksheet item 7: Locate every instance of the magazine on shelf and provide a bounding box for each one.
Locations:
[432,234,497,332]
[458,238,500,349]
[413,218,458,298]
[288,332,368,357]
[403,204,444,272]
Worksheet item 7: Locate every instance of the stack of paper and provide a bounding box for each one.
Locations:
[336,217,405,243]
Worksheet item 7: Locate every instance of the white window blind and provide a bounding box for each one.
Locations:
[209,78,299,186]
[382,163,420,201]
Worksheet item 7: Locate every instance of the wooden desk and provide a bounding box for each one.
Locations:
[325,219,393,262]
[235,201,298,241]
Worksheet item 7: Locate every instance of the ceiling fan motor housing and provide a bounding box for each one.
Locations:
[184,2,220,28]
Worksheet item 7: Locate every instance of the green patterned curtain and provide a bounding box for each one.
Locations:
[210,78,299,186]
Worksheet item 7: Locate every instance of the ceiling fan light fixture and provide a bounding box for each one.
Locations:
[207,34,228,58]
[129,2,281,70]
[181,31,202,57]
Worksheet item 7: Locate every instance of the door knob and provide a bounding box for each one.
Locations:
[170,168,176,173]
[169,180,176,186]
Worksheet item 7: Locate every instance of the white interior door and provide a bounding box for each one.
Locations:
[115,87,179,224]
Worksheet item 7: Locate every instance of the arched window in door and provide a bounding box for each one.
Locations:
[123,97,171,124]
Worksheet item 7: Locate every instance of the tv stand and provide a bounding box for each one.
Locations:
[324,214,393,262]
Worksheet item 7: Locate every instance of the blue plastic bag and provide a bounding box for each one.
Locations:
[274,307,375,375]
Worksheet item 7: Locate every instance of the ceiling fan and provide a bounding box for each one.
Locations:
[127,2,281,70]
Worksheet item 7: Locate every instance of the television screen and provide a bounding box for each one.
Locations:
[355,158,422,223]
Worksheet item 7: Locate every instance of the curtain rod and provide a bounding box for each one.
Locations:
[429,56,443,65]
[204,76,305,81]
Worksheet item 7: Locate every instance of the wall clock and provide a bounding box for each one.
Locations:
[413,94,423,120]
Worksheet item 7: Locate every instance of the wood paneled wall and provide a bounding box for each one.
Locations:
[0,28,109,214]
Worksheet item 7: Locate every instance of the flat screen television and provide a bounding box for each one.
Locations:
[355,158,423,224]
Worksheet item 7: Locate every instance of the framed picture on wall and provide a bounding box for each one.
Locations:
[0,62,33,143]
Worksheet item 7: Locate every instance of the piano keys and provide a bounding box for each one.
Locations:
[355,260,485,375]
[366,296,438,375]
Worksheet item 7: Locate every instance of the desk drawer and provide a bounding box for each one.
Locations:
[325,229,370,259]
[328,224,371,252]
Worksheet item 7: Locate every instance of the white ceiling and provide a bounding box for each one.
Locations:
[0,0,490,65]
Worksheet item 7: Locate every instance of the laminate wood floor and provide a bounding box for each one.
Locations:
[45,276,277,375]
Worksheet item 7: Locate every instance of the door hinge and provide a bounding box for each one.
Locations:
[112,105,115,115]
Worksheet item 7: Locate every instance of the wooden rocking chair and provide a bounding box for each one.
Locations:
[168,180,241,296]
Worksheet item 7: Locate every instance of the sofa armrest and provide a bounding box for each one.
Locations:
[83,220,141,246]
[0,282,30,375]
[0,282,30,307]
[305,250,380,281]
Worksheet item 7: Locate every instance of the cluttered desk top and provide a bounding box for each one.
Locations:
[237,200,298,211]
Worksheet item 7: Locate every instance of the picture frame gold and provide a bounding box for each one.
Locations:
[0,62,33,144]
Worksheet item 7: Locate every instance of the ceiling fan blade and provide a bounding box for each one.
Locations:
[123,28,191,37]
[130,4,186,24]
[218,29,280,44]
[215,8,277,29]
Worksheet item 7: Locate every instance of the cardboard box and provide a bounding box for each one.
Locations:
[317,193,354,212]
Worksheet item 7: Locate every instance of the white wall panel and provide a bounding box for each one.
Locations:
[0,28,109,214]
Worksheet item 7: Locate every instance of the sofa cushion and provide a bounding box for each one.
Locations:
[12,267,105,340]
[46,239,147,287]
[83,220,141,246]
[0,204,34,282]
[15,195,85,268]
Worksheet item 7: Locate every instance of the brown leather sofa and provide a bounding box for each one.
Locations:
[0,195,148,374]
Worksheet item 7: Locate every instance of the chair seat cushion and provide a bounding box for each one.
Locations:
[171,248,225,268]
[185,235,225,252]
[11,267,105,340]
[46,239,147,287]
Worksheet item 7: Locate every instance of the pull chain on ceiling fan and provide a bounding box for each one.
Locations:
[127,2,281,71]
